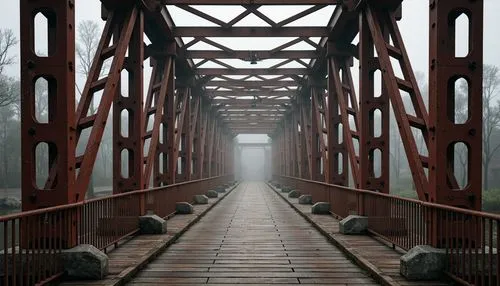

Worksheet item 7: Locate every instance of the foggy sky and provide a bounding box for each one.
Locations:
[1,0,499,145]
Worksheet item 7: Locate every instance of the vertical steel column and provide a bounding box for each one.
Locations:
[327,53,348,185]
[299,95,313,179]
[280,125,285,176]
[359,14,390,193]
[311,86,327,181]
[20,0,76,211]
[286,115,297,177]
[429,0,483,211]
[292,103,304,178]
[113,9,144,193]
[206,113,215,177]
[283,117,290,176]
[176,87,191,182]
[20,0,77,247]
[191,92,202,179]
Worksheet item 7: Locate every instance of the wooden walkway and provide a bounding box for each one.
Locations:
[127,182,379,285]
[270,184,452,286]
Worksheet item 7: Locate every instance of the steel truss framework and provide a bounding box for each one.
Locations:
[20,0,483,245]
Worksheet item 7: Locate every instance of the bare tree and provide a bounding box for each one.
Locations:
[0,29,17,75]
[0,29,18,107]
[76,20,102,198]
[481,65,500,191]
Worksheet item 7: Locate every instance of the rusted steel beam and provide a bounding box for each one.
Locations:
[190,94,203,180]
[200,103,210,178]
[224,119,283,124]
[166,0,338,4]
[183,50,320,59]
[311,87,327,181]
[205,80,299,88]
[298,96,313,179]
[75,8,138,198]
[143,46,175,187]
[113,9,145,193]
[208,90,296,97]
[212,99,290,105]
[364,4,431,199]
[326,56,347,186]
[358,14,389,194]
[330,55,362,189]
[173,27,329,37]
[196,68,309,76]
[429,0,483,210]
[220,111,286,115]
[175,88,192,182]
[206,113,216,177]
[20,0,77,246]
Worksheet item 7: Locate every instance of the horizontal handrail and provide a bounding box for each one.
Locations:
[273,175,500,286]
[1,174,234,285]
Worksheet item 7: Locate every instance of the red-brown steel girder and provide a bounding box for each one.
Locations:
[113,9,145,193]
[358,13,390,194]
[20,0,78,247]
[429,0,483,211]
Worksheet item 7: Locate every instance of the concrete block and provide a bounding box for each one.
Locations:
[139,214,167,234]
[311,202,330,214]
[215,186,226,193]
[176,202,194,214]
[400,245,446,280]
[288,190,301,198]
[298,195,313,205]
[339,215,368,234]
[281,186,292,193]
[206,190,219,198]
[61,244,108,280]
[194,194,209,204]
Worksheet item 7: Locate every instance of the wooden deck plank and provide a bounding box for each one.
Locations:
[270,183,453,286]
[127,182,378,285]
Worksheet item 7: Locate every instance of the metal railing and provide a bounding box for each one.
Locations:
[274,175,500,286]
[0,175,233,286]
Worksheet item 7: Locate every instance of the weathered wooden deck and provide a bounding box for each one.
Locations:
[127,182,379,285]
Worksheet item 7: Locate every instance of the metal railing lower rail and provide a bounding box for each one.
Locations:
[0,175,234,286]
[274,175,500,286]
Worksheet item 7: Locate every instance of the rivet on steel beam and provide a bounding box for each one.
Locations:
[27,60,35,69]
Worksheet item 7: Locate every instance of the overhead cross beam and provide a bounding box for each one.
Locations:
[173,27,329,37]
[166,0,339,4]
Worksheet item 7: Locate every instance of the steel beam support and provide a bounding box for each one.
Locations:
[166,0,338,4]
[201,105,211,178]
[21,0,76,210]
[142,44,175,187]
[75,7,138,198]
[20,0,77,247]
[173,27,328,37]
[298,97,312,179]
[327,55,348,185]
[358,15,390,193]
[292,105,303,178]
[311,87,327,181]
[113,9,145,193]
[175,87,192,182]
[364,4,431,199]
[191,93,202,179]
[429,0,483,210]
